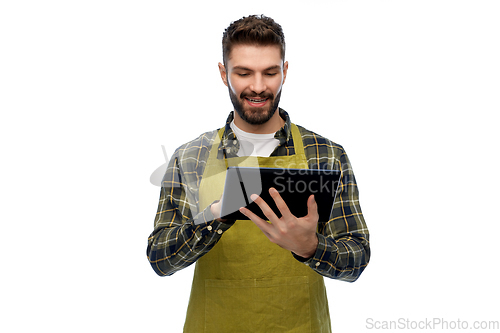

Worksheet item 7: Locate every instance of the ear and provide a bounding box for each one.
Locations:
[218,62,228,87]
[282,61,288,85]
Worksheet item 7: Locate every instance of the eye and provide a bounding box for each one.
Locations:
[237,73,249,77]
[265,73,278,76]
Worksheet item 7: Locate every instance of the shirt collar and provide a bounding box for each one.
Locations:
[217,108,292,158]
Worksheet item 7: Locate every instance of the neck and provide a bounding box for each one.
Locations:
[233,109,285,134]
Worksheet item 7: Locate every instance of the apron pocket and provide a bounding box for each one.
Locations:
[205,276,311,333]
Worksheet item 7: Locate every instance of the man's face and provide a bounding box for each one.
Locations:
[219,44,288,125]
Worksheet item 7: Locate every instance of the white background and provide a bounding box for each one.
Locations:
[1,1,499,332]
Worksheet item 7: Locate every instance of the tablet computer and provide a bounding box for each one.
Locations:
[220,167,342,221]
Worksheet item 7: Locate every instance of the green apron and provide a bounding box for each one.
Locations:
[184,124,331,332]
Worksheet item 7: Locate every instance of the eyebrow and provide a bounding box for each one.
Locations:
[232,65,281,72]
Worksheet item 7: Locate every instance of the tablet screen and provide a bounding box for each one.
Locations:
[220,167,341,221]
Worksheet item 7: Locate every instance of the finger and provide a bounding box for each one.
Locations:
[239,206,272,234]
[307,194,319,222]
[268,187,292,218]
[250,194,279,222]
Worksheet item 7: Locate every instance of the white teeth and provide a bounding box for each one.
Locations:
[247,98,267,103]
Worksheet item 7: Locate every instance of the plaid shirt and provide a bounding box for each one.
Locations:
[147,109,370,281]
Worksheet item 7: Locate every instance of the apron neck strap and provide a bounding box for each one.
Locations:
[289,123,304,154]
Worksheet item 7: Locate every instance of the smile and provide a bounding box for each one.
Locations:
[245,97,269,107]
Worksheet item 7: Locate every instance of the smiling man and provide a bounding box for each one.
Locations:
[147,15,370,332]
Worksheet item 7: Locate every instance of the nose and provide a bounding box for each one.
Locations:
[249,74,267,94]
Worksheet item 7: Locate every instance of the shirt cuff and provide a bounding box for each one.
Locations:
[193,201,235,238]
[292,233,337,270]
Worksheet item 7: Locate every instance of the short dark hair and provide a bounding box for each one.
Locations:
[222,15,285,66]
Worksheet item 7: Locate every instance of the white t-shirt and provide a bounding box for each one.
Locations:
[230,120,280,157]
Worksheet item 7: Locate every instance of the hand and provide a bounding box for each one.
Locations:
[239,187,319,259]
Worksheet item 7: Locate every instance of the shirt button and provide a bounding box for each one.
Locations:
[207,226,212,231]
[217,229,223,235]
[233,140,237,145]
[226,147,231,154]
[315,262,320,267]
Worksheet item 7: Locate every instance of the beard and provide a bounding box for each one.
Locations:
[228,87,282,125]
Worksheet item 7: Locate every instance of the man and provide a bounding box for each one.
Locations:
[147,15,370,332]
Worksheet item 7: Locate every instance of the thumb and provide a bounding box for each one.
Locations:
[307,194,319,221]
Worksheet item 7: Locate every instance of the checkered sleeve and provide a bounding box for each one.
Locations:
[292,129,370,281]
[146,134,235,277]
